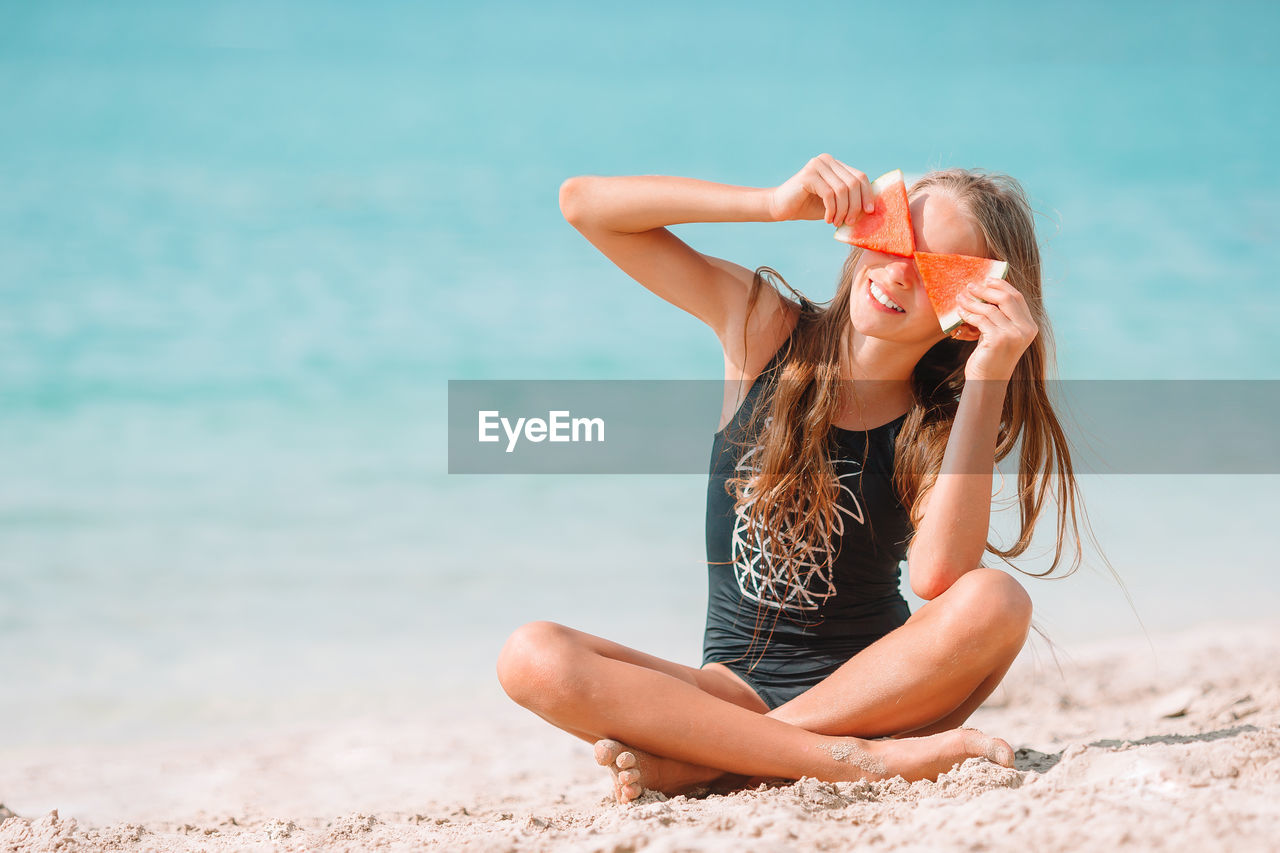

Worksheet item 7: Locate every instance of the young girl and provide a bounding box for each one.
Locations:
[497,154,1085,804]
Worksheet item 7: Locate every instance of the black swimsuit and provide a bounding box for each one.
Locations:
[702,328,914,710]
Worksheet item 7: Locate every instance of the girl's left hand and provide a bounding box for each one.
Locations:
[953,278,1039,381]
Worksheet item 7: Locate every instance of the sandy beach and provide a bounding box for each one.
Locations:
[1,619,1277,852]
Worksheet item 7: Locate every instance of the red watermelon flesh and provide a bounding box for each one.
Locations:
[914,252,1010,335]
[832,169,915,257]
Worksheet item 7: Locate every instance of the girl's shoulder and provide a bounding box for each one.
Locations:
[715,299,802,434]
[720,297,802,385]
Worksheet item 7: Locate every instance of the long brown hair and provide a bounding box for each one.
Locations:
[725,169,1119,626]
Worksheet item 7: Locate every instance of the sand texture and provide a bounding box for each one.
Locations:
[1,621,1277,852]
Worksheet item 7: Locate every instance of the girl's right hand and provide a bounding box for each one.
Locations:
[768,154,876,225]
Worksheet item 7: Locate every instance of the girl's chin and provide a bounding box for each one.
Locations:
[849,313,943,346]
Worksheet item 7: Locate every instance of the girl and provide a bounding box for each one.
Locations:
[497,154,1086,804]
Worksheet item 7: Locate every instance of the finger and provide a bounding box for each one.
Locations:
[803,173,836,223]
[956,293,1015,331]
[966,278,1021,304]
[854,165,875,214]
[803,160,838,224]
[967,280,1032,325]
[826,160,873,221]
[954,304,995,338]
[812,159,847,226]
[821,158,857,225]
[957,291,1009,318]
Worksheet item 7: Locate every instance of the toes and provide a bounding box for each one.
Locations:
[594,739,623,766]
[594,740,648,803]
[957,727,1016,768]
[987,737,1016,768]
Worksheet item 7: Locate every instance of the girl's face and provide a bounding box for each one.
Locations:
[848,191,988,345]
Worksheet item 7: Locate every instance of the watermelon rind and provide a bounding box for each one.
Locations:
[869,168,904,196]
[937,259,1009,334]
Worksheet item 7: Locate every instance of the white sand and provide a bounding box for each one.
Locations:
[2,620,1278,852]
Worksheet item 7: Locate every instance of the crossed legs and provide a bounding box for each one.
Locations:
[495,568,1032,802]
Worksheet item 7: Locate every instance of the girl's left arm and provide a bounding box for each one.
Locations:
[904,277,1039,601]
[904,376,1008,600]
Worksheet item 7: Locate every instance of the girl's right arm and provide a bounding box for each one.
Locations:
[558,174,779,347]
[559,157,874,369]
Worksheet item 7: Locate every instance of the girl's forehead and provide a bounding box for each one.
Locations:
[909,192,987,258]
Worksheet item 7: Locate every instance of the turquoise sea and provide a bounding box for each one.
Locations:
[2,1,1278,747]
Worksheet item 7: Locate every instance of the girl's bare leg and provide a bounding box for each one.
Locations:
[498,626,1011,801]
[595,567,1032,799]
[496,635,768,799]
[501,643,767,802]
[769,568,1034,737]
[498,567,1031,801]
[496,567,1026,802]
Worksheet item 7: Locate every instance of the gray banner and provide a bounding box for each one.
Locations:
[447,380,1280,475]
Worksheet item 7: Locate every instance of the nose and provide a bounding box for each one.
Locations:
[876,255,917,287]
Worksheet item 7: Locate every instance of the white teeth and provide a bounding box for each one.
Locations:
[869,281,904,313]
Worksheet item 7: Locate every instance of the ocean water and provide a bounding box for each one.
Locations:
[2,0,1278,747]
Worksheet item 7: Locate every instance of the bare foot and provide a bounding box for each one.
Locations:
[826,726,1016,783]
[593,739,731,804]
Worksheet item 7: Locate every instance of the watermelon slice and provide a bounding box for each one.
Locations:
[914,252,1010,335]
[832,169,915,257]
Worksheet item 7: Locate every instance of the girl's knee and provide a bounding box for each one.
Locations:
[495,620,579,705]
[944,568,1033,641]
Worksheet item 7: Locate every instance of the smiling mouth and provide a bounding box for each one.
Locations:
[868,281,905,313]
